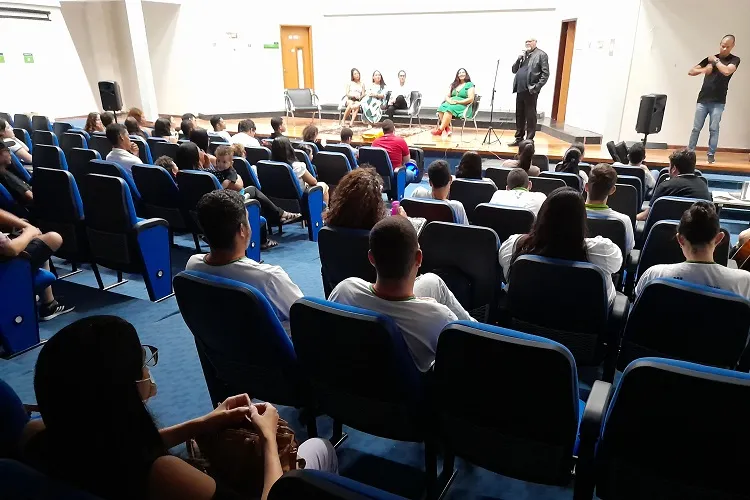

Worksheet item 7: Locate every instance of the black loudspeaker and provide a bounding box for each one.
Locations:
[635,94,667,135]
[98,80,123,112]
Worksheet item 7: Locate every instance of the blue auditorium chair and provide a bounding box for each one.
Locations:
[434,322,599,489]
[244,146,271,167]
[586,214,629,290]
[618,278,750,371]
[617,174,644,210]
[80,174,173,301]
[0,183,20,213]
[409,147,425,182]
[541,171,582,191]
[32,144,68,171]
[31,130,58,147]
[149,140,178,161]
[31,167,102,285]
[232,157,261,189]
[529,176,566,196]
[60,132,88,158]
[638,196,712,248]
[9,152,31,184]
[87,134,112,159]
[88,159,141,206]
[448,178,497,223]
[256,160,324,241]
[67,148,100,187]
[314,151,352,192]
[0,255,56,358]
[325,143,358,168]
[269,470,406,500]
[13,128,32,153]
[176,170,263,261]
[173,271,314,434]
[613,166,647,196]
[0,378,28,456]
[318,226,374,298]
[506,255,629,381]
[146,136,167,148]
[400,198,458,224]
[129,135,153,164]
[359,146,412,201]
[52,121,73,138]
[532,153,550,173]
[607,183,638,229]
[207,140,229,155]
[295,148,317,177]
[31,115,53,132]
[484,166,513,190]
[290,298,446,498]
[418,222,500,321]
[575,358,750,499]
[0,112,13,127]
[13,114,32,136]
[473,203,534,243]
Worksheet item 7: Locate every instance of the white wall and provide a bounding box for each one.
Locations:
[619,0,749,148]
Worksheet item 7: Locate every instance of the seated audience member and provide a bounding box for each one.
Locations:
[213,145,243,192]
[411,160,469,224]
[180,119,195,140]
[490,167,546,215]
[209,115,232,143]
[231,119,261,148]
[0,207,73,319]
[626,142,655,194]
[269,117,286,140]
[271,136,329,204]
[174,141,205,172]
[125,116,148,140]
[636,201,750,298]
[152,117,177,142]
[372,119,410,169]
[329,216,473,372]
[105,123,141,173]
[231,143,246,159]
[0,143,32,204]
[181,112,196,124]
[585,164,635,253]
[189,129,215,169]
[1,118,32,164]
[186,190,306,324]
[340,68,367,127]
[83,112,104,135]
[433,68,475,136]
[23,315,336,500]
[154,155,178,179]
[637,148,711,221]
[386,70,411,120]
[127,107,149,129]
[100,111,115,128]
[455,151,496,186]
[300,124,321,160]
[556,145,588,186]
[502,139,541,176]
[499,187,622,304]
[340,127,359,159]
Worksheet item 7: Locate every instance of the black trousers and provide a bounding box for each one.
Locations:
[244,186,284,223]
[515,91,539,140]
[386,95,408,119]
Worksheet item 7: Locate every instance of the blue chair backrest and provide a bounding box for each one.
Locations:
[60,132,88,158]
[67,128,90,140]
[150,141,178,161]
[0,184,16,211]
[32,144,68,170]
[586,214,628,261]
[176,170,222,213]
[9,152,31,183]
[129,135,153,164]
[245,146,271,167]
[68,148,100,186]
[318,226,374,298]
[0,378,29,456]
[13,114,32,135]
[89,159,140,201]
[644,196,712,241]
[608,183,638,228]
[31,115,52,132]
[147,136,168,148]
[13,128,32,151]
[314,151,352,189]
[473,203,534,243]
[325,144,358,168]
[596,357,750,499]
[173,270,304,406]
[541,171,581,191]
[400,198,457,224]
[88,134,112,159]
[290,297,425,440]
[256,160,304,200]
[613,165,646,192]
[617,174,643,208]
[32,130,58,147]
[132,164,180,208]
[448,178,497,223]
[359,146,394,187]
[484,166,513,189]
[233,157,261,189]
[52,121,72,137]
[269,470,406,500]
[81,174,139,232]
[435,322,580,484]
[294,148,317,177]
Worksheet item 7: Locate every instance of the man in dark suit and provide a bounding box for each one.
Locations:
[510,38,549,146]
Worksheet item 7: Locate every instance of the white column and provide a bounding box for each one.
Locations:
[123,0,159,120]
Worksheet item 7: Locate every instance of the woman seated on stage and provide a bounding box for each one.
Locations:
[503,140,541,176]
[340,68,367,127]
[361,70,387,125]
[499,187,622,305]
[152,117,177,143]
[433,68,475,136]
[271,136,329,205]
[455,151,496,186]
[386,70,411,120]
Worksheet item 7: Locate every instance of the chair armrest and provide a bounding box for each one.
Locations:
[284,92,294,112]
[604,292,630,382]
[312,92,321,109]
[634,220,646,248]
[574,380,613,500]
[394,167,407,201]
[623,249,640,297]
[303,185,324,242]
[244,198,262,262]
[133,218,169,232]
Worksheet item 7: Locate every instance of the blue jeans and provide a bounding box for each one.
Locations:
[688,102,725,156]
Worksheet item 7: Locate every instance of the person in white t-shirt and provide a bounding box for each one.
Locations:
[585,163,635,253]
[271,136,329,205]
[185,190,304,330]
[231,119,261,148]
[636,201,750,298]
[625,142,656,194]
[104,123,141,173]
[209,115,233,143]
[0,118,32,164]
[410,160,468,225]
[329,215,474,372]
[490,168,546,216]
[499,187,622,304]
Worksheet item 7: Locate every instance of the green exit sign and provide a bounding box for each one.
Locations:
[0,53,5,64]
[23,53,34,63]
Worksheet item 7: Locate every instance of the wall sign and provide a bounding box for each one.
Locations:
[0,53,4,63]
[23,53,34,63]
[263,42,279,49]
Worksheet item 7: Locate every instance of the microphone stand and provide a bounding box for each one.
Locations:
[482,59,502,145]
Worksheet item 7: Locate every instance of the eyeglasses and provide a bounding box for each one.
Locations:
[142,344,159,367]
[526,40,536,43]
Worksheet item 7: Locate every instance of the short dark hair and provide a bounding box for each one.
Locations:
[369,216,418,281]
[627,143,645,164]
[209,116,222,130]
[381,119,395,134]
[679,201,720,246]
[270,117,284,132]
[587,164,618,200]
[426,160,451,188]
[105,123,127,146]
[180,119,194,138]
[124,116,140,134]
[214,145,233,158]
[340,127,353,142]
[302,124,318,143]
[723,34,736,43]
[571,142,586,157]
[181,113,196,121]
[153,117,172,138]
[196,190,248,251]
[670,148,696,174]
[506,168,529,189]
[238,119,256,133]
[153,155,175,169]
[100,112,115,127]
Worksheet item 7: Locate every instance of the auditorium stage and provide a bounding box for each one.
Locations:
[213,117,750,176]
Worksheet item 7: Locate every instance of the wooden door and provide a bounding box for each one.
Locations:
[551,20,577,123]
[280,25,314,90]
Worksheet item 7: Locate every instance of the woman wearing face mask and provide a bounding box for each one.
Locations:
[21,316,337,500]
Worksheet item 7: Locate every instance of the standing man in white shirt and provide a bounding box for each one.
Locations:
[329,216,474,372]
[385,70,411,120]
[231,119,261,148]
[410,160,468,225]
[104,123,141,173]
[584,164,635,254]
[489,168,546,215]
[209,115,233,143]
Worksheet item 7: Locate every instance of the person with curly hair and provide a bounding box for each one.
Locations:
[324,166,395,230]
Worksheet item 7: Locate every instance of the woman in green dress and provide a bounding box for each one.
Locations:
[433,68,475,136]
